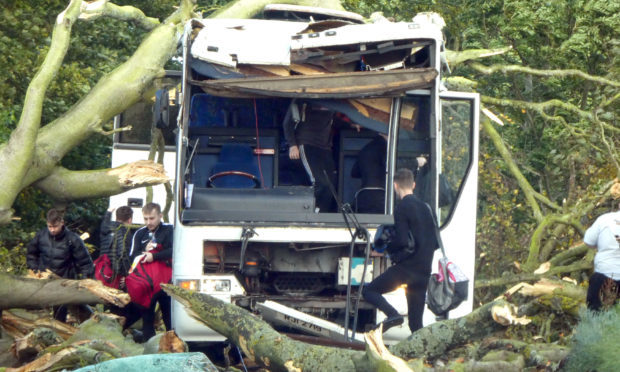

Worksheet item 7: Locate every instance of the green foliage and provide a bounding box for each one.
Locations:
[0,244,27,275]
[565,306,620,372]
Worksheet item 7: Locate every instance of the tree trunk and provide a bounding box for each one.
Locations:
[163,284,376,372]
[163,285,522,371]
[389,300,508,360]
[0,273,130,310]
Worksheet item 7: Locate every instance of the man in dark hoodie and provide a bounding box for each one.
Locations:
[283,101,337,213]
[99,206,134,284]
[27,208,94,321]
[362,168,437,333]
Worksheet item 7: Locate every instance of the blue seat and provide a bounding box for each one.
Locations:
[208,144,261,188]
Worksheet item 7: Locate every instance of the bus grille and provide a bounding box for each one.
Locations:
[272,274,326,295]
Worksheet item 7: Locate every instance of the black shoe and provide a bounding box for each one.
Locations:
[130,329,144,343]
[380,315,404,333]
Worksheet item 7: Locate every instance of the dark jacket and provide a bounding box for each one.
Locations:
[283,101,334,150]
[129,223,173,264]
[99,211,134,277]
[27,227,94,278]
[351,135,387,188]
[387,194,437,271]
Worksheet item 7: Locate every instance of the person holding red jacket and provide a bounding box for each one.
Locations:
[127,203,173,341]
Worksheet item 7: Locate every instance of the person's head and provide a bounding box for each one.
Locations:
[393,168,415,200]
[116,206,133,225]
[46,209,64,236]
[142,203,162,231]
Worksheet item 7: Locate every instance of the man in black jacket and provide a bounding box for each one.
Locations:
[362,168,437,333]
[283,101,337,213]
[127,202,173,341]
[27,209,94,321]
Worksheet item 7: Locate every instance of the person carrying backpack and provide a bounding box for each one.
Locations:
[97,206,134,288]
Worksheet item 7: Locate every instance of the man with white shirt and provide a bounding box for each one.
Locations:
[583,195,620,311]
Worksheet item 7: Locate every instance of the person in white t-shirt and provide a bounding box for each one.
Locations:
[583,198,620,311]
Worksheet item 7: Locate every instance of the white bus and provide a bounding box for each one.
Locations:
[113,6,479,345]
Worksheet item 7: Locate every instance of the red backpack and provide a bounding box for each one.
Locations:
[94,254,121,289]
[125,259,172,308]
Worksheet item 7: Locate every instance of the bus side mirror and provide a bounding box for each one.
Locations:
[154,89,170,129]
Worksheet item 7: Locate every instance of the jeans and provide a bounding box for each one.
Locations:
[586,272,620,311]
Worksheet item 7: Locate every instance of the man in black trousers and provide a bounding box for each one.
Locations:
[362,168,437,333]
[283,100,337,213]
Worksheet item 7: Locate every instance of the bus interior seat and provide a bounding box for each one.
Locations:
[353,187,385,213]
[208,143,261,188]
[338,130,377,206]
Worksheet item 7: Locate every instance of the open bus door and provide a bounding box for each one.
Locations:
[435,91,479,318]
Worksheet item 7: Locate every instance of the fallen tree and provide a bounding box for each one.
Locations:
[0,273,130,310]
[163,284,572,371]
[4,313,190,372]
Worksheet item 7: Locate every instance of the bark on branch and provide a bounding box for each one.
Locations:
[469,62,620,88]
[0,273,130,310]
[34,160,169,202]
[481,117,559,222]
[444,47,511,67]
[524,214,585,272]
[163,284,374,372]
[210,0,345,19]
[79,0,161,30]
[390,300,508,360]
[475,252,593,289]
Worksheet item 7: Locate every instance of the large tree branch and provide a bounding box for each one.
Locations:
[469,62,620,88]
[481,117,559,222]
[0,273,130,310]
[210,0,345,19]
[444,46,512,67]
[523,214,585,272]
[475,251,594,289]
[0,0,82,224]
[21,11,187,189]
[482,95,620,135]
[34,161,169,202]
[79,0,161,29]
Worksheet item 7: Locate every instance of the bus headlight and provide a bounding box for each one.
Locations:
[203,279,231,292]
[177,279,200,291]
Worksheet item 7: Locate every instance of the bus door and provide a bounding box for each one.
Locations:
[436,91,479,317]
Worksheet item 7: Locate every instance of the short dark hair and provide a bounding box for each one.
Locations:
[142,202,161,215]
[394,168,414,189]
[116,206,133,223]
[46,209,63,224]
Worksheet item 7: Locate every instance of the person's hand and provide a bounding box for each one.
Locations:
[107,207,116,213]
[143,252,154,263]
[146,241,157,251]
[289,145,300,160]
[119,277,126,290]
[416,156,427,168]
[351,124,361,132]
[370,250,384,257]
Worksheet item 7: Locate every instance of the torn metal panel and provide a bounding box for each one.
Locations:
[191,19,309,68]
[262,4,365,24]
[190,68,438,99]
[290,21,443,50]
